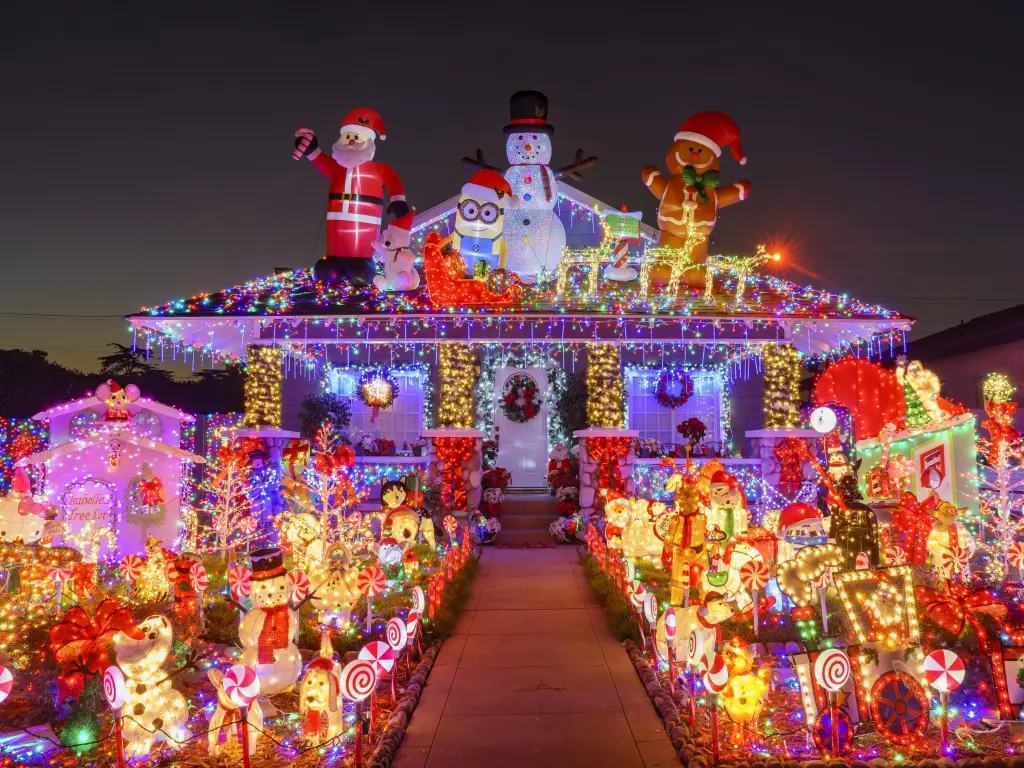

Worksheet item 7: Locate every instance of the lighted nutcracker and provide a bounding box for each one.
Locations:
[294,107,409,285]
[666,478,708,606]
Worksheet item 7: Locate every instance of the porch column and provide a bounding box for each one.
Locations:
[585,344,624,428]
[761,343,802,429]
[428,344,482,518]
[579,345,633,523]
[244,344,284,428]
[437,344,478,429]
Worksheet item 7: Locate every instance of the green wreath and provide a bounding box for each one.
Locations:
[656,370,694,408]
[502,374,540,423]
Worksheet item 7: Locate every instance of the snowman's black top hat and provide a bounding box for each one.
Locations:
[503,90,554,135]
[251,546,286,580]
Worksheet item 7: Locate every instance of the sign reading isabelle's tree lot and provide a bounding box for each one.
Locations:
[60,478,117,559]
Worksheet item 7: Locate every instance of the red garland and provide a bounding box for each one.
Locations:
[587,437,632,492]
[435,437,475,512]
[914,581,1007,647]
[773,437,810,496]
[655,370,695,409]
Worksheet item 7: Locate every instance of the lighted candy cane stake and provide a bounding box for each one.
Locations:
[356,566,386,631]
[699,651,729,764]
[627,580,648,651]
[683,628,704,728]
[407,610,422,658]
[923,649,965,756]
[340,659,377,768]
[739,559,770,636]
[643,592,659,659]
[47,567,74,608]
[663,608,677,696]
[813,649,851,757]
[223,664,260,768]
[102,666,128,768]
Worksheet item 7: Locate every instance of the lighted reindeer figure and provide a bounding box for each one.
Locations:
[639,202,705,300]
[702,244,781,306]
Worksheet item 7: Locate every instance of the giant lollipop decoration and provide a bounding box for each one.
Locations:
[223,664,260,768]
[103,666,128,768]
[699,650,728,764]
[119,554,143,595]
[0,666,12,705]
[360,641,395,729]
[47,566,74,608]
[356,566,386,631]
[923,649,965,755]
[341,659,377,768]
[813,649,851,757]
[228,565,252,602]
[1008,541,1024,573]
[387,617,408,652]
[739,559,770,635]
[442,515,458,541]
[287,570,310,603]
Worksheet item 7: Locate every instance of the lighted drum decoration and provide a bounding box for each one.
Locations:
[812,709,854,755]
[340,659,377,702]
[386,617,409,652]
[869,671,929,745]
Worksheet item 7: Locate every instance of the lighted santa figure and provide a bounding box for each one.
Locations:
[547,444,572,482]
[294,108,408,285]
[775,502,828,563]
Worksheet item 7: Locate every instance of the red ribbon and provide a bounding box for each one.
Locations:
[435,437,474,512]
[587,437,632,492]
[915,581,1006,647]
[773,438,809,496]
[983,399,1019,462]
[890,492,935,566]
[257,604,291,664]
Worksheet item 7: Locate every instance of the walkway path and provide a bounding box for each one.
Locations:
[394,546,678,768]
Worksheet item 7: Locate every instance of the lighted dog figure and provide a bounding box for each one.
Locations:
[95,380,140,422]
[654,592,736,663]
[113,615,190,758]
[207,668,263,758]
[299,634,344,742]
[372,210,420,292]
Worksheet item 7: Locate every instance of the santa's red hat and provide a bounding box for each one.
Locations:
[777,502,820,531]
[710,470,739,489]
[340,107,386,140]
[674,111,747,165]
[462,170,517,208]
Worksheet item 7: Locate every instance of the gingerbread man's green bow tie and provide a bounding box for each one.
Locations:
[681,165,720,204]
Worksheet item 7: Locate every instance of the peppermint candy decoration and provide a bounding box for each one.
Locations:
[228,566,253,600]
[411,585,425,613]
[359,640,396,677]
[406,610,420,639]
[442,515,458,535]
[357,566,386,597]
[643,592,658,624]
[102,666,127,710]
[0,666,12,704]
[624,560,636,582]
[340,659,377,701]
[940,545,970,575]
[684,629,704,665]
[738,559,770,591]
[386,617,409,651]
[239,515,258,536]
[923,649,965,693]
[1009,542,1024,570]
[118,554,144,582]
[812,567,832,591]
[813,649,851,692]
[699,651,729,693]
[189,563,208,593]
[47,567,74,582]
[663,608,677,644]
[627,579,646,608]
[287,570,310,602]
[223,664,260,707]
[884,545,907,566]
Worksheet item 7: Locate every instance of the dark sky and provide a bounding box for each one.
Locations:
[2,3,1022,372]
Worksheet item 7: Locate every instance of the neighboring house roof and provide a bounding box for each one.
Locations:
[910,303,1024,361]
[32,396,195,422]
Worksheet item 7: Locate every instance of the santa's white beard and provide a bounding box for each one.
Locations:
[332,140,376,168]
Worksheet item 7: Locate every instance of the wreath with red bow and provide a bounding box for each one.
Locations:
[502,374,540,423]
[656,370,695,408]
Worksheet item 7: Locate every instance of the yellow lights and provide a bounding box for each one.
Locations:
[437,345,478,428]
[244,345,283,428]
[762,344,802,429]
[586,345,624,428]
[703,244,781,305]
[984,372,1015,404]
[834,566,920,646]
[775,543,843,606]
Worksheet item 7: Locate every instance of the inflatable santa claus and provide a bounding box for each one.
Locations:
[294,108,409,285]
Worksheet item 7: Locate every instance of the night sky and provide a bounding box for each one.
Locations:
[2,3,1021,372]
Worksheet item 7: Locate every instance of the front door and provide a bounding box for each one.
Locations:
[493,367,548,488]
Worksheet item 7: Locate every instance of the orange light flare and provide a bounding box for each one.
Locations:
[761,234,826,283]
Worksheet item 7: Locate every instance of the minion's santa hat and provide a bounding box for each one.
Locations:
[340,106,387,141]
[462,170,518,208]
[674,111,747,165]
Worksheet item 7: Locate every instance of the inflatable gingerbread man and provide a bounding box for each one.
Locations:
[641,111,751,274]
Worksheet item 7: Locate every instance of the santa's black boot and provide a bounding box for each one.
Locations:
[313,257,376,286]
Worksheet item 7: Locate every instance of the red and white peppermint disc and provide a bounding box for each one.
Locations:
[643,592,658,624]
[684,629,704,665]
[0,666,12,704]
[812,567,832,590]
[884,545,907,566]
[359,640,396,677]
[239,515,258,536]
[47,567,74,582]
[855,552,870,569]
[189,563,208,593]
[118,554,143,582]
[340,659,377,701]
[228,565,252,600]
[442,515,458,535]
[102,666,127,710]
[813,649,851,692]
[739,559,770,591]
[923,649,965,693]
[406,610,420,639]
[287,570,310,602]
[1009,542,1024,570]
[940,545,969,575]
[411,585,425,613]
[628,579,647,608]
[223,664,260,707]
[357,566,386,597]
[700,651,729,693]
[663,608,677,643]
[386,617,409,652]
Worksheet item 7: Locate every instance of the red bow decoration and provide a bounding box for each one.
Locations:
[282,439,310,480]
[434,437,474,512]
[216,446,249,470]
[773,437,809,496]
[983,399,1020,463]
[890,492,936,566]
[48,598,142,703]
[587,437,632,492]
[915,581,1007,647]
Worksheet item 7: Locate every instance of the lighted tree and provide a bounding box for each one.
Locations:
[201,446,257,555]
[966,373,1024,580]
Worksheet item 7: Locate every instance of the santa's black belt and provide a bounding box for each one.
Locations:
[329,193,384,204]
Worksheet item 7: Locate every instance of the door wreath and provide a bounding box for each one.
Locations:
[655,370,694,408]
[502,373,540,423]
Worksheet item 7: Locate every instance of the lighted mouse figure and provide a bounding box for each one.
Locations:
[452,170,517,275]
[95,380,140,422]
[372,209,420,292]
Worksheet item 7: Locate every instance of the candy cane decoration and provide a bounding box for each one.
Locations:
[293,127,315,161]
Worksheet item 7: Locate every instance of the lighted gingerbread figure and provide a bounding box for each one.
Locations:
[926,500,976,576]
[641,112,751,279]
[95,379,140,422]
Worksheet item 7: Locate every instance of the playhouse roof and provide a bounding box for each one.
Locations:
[32,395,195,422]
[15,431,206,466]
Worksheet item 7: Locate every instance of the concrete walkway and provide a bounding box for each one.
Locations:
[394,546,678,768]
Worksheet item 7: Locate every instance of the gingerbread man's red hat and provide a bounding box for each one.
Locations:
[674,111,747,165]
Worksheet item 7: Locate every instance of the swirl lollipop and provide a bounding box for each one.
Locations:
[239,515,258,536]
[628,579,647,609]
[643,592,658,625]
[223,664,261,707]
[1009,541,1024,571]
[442,515,458,537]
[884,545,907,566]
[189,563,208,594]
[228,565,252,600]
[119,554,143,582]
[406,610,420,638]
[357,566,386,631]
[739,559,770,635]
[359,640,396,677]
[386,617,409,652]
[0,666,12,704]
[940,545,969,577]
[340,659,377,702]
[813,649,851,692]
[287,570,310,603]
[412,585,425,613]
[102,666,127,710]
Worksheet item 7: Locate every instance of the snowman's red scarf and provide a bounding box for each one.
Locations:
[510,163,553,202]
[258,604,290,664]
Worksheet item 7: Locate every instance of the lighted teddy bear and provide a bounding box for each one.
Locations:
[113,615,190,758]
[372,209,420,292]
[95,379,141,422]
[239,547,302,701]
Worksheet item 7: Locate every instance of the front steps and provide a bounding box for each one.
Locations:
[495,490,563,545]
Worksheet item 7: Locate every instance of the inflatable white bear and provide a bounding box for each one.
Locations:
[372,209,419,292]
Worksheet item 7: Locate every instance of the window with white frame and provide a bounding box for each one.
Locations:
[626,370,724,449]
[325,368,426,449]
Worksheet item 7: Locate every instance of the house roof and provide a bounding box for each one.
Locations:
[910,302,1024,361]
[32,396,195,422]
[15,431,206,466]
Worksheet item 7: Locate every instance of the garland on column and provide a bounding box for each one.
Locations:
[586,345,624,428]
[762,344,802,429]
[587,437,632,493]
[244,345,284,428]
[434,437,474,511]
[437,345,478,428]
